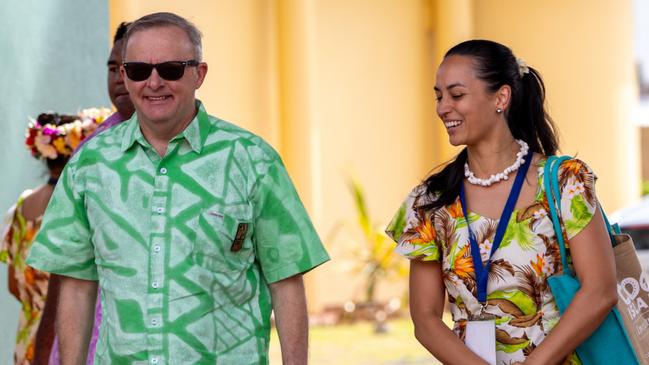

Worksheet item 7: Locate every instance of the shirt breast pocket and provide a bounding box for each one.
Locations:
[192,209,254,273]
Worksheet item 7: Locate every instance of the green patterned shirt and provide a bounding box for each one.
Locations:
[27,101,329,365]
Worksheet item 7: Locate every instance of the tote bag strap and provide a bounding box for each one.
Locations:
[545,155,621,274]
[544,155,573,275]
[600,206,622,243]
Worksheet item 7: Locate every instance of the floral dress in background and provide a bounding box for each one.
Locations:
[386,158,597,365]
[1,190,49,365]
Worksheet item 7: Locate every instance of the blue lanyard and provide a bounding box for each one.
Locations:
[458,152,532,304]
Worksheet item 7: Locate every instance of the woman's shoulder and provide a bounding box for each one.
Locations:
[544,156,598,238]
[6,189,34,215]
[547,156,597,193]
[540,156,596,190]
[408,182,436,206]
[17,189,35,203]
[557,157,596,179]
[1,191,33,255]
[386,181,449,238]
[394,182,447,218]
[18,186,51,222]
[542,156,595,177]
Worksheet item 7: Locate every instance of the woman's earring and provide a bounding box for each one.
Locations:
[496,108,503,114]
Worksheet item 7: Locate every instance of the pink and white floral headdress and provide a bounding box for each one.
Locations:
[25,108,112,159]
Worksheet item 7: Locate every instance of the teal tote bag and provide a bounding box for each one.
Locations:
[544,155,638,365]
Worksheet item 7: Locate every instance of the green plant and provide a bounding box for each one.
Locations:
[642,180,649,196]
[347,178,407,303]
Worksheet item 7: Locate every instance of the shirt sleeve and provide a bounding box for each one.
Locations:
[558,158,598,241]
[385,184,442,261]
[26,161,97,280]
[251,153,330,284]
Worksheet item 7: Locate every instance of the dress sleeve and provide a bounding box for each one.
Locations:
[557,158,598,240]
[385,184,442,261]
[0,203,17,264]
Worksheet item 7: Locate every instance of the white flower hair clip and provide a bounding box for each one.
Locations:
[516,57,530,78]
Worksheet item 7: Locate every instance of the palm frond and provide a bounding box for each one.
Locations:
[513,264,537,299]
[345,177,409,302]
[488,259,515,283]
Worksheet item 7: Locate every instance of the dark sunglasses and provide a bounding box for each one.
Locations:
[122,60,199,81]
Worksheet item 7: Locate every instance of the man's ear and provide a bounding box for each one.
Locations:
[194,62,208,89]
[120,66,131,92]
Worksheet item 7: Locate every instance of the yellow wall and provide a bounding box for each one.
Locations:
[472,0,640,212]
[110,0,640,310]
[288,0,435,307]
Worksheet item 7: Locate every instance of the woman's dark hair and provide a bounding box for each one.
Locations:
[424,39,559,210]
[36,113,77,173]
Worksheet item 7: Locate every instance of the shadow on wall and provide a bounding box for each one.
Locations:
[0,1,109,364]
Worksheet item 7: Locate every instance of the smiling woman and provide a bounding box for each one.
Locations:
[428,41,557,210]
[386,40,620,365]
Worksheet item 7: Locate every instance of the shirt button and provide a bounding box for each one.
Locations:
[151,319,158,326]
[151,358,159,364]
[160,167,167,174]
[152,281,159,288]
[156,207,164,214]
[153,245,161,252]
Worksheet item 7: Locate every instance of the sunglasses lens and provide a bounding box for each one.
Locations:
[124,63,153,81]
[156,62,185,81]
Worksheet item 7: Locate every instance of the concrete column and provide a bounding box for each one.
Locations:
[430,0,475,164]
[473,0,639,210]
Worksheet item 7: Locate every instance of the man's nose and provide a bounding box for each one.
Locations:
[147,68,163,89]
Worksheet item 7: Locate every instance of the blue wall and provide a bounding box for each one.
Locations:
[0,1,109,362]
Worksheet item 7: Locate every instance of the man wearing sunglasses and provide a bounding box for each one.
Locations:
[28,11,329,365]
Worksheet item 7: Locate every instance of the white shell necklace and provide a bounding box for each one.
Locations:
[464,139,530,187]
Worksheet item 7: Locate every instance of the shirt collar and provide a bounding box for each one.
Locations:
[120,100,211,153]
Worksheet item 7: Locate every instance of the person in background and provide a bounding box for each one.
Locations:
[1,110,106,365]
[386,39,617,364]
[40,21,135,365]
[76,21,135,150]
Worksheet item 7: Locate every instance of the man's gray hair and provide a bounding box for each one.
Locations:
[122,12,203,61]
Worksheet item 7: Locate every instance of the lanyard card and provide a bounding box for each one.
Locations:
[465,320,497,365]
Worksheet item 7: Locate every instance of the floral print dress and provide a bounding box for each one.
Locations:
[386,158,597,365]
[1,190,49,365]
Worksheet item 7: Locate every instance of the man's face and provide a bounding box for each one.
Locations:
[121,26,207,127]
[107,40,135,118]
